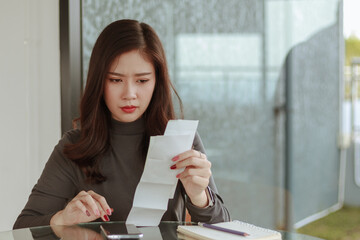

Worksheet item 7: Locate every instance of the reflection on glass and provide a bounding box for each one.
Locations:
[5,222,323,240]
[51,225,102,240]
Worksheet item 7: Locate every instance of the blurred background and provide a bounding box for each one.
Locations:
[0,0,359,238]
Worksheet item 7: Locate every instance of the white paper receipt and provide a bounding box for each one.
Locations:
[126,120,198,226]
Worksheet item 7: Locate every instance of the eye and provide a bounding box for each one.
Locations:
[109,78,122,83]
[137,79,149,83]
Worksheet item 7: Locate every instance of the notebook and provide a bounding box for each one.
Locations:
[177,221,282,240]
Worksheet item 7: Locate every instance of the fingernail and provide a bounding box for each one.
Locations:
[170,164,177,169]
[172,156,179,161]
[111,208,114,212]
[176,173,180,178]
[106,209,112,215]
[104,215,110,221]
[86,210,91,217]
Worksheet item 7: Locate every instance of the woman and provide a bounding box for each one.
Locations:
[13,19,230,229]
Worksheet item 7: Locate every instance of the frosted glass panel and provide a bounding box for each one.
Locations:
[177,34,261,68]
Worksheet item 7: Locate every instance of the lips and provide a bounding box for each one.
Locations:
[121,105,137,113]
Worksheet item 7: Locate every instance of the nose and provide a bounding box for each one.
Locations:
[122,82,137,100]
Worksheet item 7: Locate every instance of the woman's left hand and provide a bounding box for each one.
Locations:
[170,149,212,208]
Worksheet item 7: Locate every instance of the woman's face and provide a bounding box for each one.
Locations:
[104,50,156,123]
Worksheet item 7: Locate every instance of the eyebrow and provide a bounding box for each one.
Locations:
[107,71,152,77]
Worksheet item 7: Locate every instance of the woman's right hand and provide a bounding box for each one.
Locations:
[50,190,112,226]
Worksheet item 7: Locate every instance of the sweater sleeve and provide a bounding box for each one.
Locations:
[184,132,231,223]
[13,131,80,229]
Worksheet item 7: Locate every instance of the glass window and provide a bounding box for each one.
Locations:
[82,0,342,229]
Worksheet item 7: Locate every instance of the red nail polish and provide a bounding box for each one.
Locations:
[176,173,180,178]
[172,156,179,161]
[106,209,111,215]
[86,210,91,217]
[170,164,177,169]
[104,215,110,221]
[111,208,114,212]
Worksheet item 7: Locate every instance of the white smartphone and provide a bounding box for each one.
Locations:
[100,223,143,239]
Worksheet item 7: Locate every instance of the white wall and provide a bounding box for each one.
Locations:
[0,0,61,231]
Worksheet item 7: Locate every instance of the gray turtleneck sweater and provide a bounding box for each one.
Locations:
[13,118,230,229]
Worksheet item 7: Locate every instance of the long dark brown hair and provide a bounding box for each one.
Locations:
[64,19,183,184]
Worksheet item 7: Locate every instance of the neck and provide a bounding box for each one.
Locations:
[110,117,145,135]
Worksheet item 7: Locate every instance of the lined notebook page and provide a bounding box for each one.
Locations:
[177,221,282,240]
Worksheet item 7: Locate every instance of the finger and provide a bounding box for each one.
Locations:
[77,190,89,197]
[75,191,101,217]
[177,167,212,179]
[172,149,206,162]
[180,175,210,188]
[94,201,110,222]
[80,193,101,217]
[88,190,112,216]
[72,199,91,217]
[172,156,211,170]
